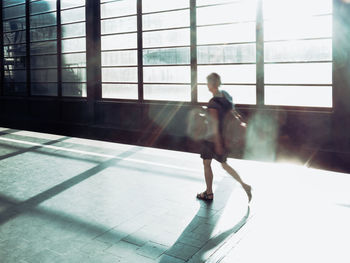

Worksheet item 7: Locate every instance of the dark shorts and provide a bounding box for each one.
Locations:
[200,140,227,163]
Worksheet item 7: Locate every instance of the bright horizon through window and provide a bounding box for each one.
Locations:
[263,0,333,107]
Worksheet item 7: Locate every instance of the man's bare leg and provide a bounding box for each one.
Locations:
[197,159,214,200]
[221,162,252,202]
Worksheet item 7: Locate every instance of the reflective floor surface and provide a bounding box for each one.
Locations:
[0,127,349,263]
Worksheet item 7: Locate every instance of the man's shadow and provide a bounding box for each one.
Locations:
[161,175,251,262]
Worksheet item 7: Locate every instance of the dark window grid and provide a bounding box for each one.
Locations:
[143,82,191,85]
[4,35,27,44]
[29,22,57,30]
[103,64,191,68]
[101,31,138,37]
[142,7,190,16]
[29,25,58,35]
[102,65,139,68]
[100,14,137,21]
[61,51,87,55]
[2,15,26,23]
[142,26,190,33]
[60,20,86,27]
[102,81,138,84]
[197,62,257,66]
[60,5,86,12]
[60,18,86,26]
[29,38,58,44]
[2,2,25,8]
[264,37,332,43]
[196,21,256,28]
[141,45,191,50]
[101,48,138,52]
[2,3,26,10]
[196,1,248,8]
[30,67,57,70]
[197,82,256,85]
[61,81,87,83]
[264,60,332,64]
[29,9,57,17]
[197,41,256,47]
[62,66,87,69]
[61,35,87,41]
[264,83,332,87]
[4,54,27,58]
[3,23,26,33]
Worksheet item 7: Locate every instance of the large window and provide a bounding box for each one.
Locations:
[60,0,86,97]
[2,0,27,95]
[1,0,334,109]
[101,0,138,99]
[30,0,57,96]
[263,0,333,107]
[142,0,191,101]
[196,0,257,104]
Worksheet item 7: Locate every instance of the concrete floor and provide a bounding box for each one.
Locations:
[0,127,349,263]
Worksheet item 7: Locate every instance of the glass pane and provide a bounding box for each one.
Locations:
[101,16,137,34]
[31,69,57,82]
[265,63,332,84]
[62,22,86,38]
[264,85,332,107]
[3,18,26,32]
[263,0,332,20]
[142,0,189,13]
[3,4,25,20]
[4,44,26,57]
[61,7,85,24]
[62,53,86,67]
[197,1,256,26]
[144,84,190,101]
[30,0,57,15]
[62,38,86,53]
[142,10,189,31]
[102,84,138,99]
[4,30,26,44]
[143,66,191,83]
[3,0,25,8]
[265,39,332,62]
[4,56,26,69]
[30,40,57,55]
[62,68,86,82]
[197,65,256,84]
[30,26,57,42]
[61,0,85,10]
[264,15,332,41]
[4,70,26,81]
[198,84,256,104]
[101,0,136,19]
[31,54,57,68]
[197,22,256,45]
[196,0,242,6]
[143,28,190,48]
[30,13,57,28]
[62,83,86,97]
[197,44,256,64]
[101,33,137,50]
[143,47,190,65]
[102,67,138,82]
[31,83,58,96]
[3,83,27,96]
[102,50,137,66]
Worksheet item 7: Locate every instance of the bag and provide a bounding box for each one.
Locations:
[186,107,214,141]
[222,109,248,152]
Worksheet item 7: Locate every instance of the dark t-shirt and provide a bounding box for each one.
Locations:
[208,91,233,137]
